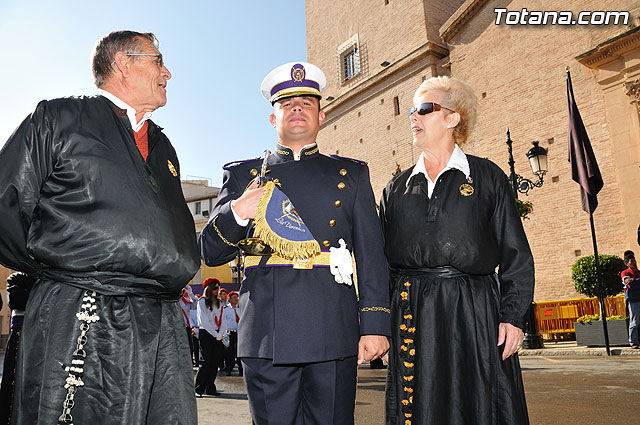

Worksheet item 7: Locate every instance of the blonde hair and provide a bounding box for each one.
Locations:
[413,76,477,145]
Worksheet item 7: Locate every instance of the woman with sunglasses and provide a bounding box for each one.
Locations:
[380,76,533,424]
[194,278,227,397]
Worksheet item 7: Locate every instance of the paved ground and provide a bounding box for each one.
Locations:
[3,342,640,424]
[197,343,640,425]
[195,372,250,425]
[522,356,640,424]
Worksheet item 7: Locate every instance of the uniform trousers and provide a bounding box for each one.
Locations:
[224,331,242,374]
[241,356,357,425]
[194,330,224,395]
[193,334,201,366]
[185,327,197,367]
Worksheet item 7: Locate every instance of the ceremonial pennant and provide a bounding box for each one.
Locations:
[254,180,320,260]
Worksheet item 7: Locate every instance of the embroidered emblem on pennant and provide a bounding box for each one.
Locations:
[253,180,321,260]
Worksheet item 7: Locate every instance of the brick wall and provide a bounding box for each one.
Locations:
[444,0,639,300]
[1,265,14,339]
[307,0,464,100]
[306,0,640,301]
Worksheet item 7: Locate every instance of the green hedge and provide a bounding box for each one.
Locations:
[572,254,625,298]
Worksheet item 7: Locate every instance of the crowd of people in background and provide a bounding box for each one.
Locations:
[3,27,639,425]
[179,277,243,398]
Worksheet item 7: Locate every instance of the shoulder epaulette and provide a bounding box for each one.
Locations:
[223,157,261,170]
[329,154,367,165]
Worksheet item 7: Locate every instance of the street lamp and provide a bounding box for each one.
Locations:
[506,128,546,349]
[526,141,548,179]
[506,129,548,197]
[228,252,244,286]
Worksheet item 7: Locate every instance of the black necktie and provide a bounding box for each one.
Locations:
[407,173,429,198]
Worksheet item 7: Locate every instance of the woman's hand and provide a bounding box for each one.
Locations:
[497,322,524,360]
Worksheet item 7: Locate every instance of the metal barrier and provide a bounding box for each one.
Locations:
[535,295,626,339]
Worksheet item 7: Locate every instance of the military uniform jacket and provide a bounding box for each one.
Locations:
[198,144,391,364]
[0,96,199,295]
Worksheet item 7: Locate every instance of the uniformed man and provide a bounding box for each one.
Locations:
[223,291,242,376]
[217,286,231,371]
[198,62,390,424]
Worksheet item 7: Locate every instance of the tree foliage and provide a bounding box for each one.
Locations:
[572,254,625,298]
[515,199,533,220]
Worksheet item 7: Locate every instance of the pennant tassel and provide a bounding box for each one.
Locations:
[254,180,321,260]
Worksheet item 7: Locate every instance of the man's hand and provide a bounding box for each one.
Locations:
[231,180,265,220]
[357,335,390,365]
[497,322,524,360]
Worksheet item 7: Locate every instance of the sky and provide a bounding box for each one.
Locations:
[0,0,307,186]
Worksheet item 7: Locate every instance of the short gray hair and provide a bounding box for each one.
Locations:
[91,30,158,88]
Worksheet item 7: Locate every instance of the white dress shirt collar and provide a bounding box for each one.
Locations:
[407,144,471,198]
[97,88,152,132]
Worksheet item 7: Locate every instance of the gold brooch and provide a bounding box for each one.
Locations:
[459,183,474,196]
[167,160,177,177]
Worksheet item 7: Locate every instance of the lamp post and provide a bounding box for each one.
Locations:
[228,251,244,288]
[506,129,548,197]
[506,129,546,349]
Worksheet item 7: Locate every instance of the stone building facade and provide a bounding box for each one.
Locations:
[1,265,13,349]
[306,0,640,301]
[181,180,238,291]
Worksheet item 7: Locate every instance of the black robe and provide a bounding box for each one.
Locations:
[0,273,34,425]
[380,154,534,425]
[0,96,200,424]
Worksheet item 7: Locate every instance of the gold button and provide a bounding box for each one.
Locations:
[322,240,330,247]
[334,200,341,208]
[329,219,336,227]
[339,168,347,176]
[337,182,345,190]
[250,169,258,176]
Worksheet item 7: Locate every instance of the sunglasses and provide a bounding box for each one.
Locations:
[212,286,219,290]
[409,102,455,118]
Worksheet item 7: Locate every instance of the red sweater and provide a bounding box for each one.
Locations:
[622,268,640,302]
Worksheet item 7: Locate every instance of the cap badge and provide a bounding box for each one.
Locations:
[291,64,305,82]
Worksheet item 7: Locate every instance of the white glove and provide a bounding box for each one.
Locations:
[329,238,353,286]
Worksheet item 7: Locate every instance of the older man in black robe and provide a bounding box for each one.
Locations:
[0,30,199,425]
